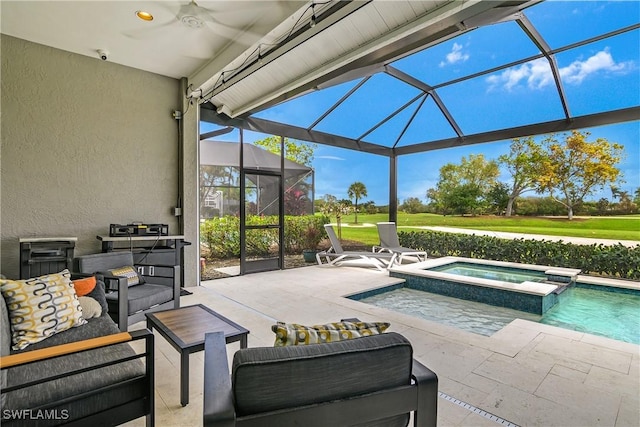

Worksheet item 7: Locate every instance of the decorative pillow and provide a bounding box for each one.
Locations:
[0,269,87,350]
[272,321,391,347]
[78,296,102,319]
[72,276,97,296]
[100,265,145,287]
[86,280,109,315]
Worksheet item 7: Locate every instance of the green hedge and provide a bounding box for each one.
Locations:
[399,231,640,280]
[200,215,329,258]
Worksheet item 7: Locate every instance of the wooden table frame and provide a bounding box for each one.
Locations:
[146,304,249,406]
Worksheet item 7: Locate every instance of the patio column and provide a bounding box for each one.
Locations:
[389,154,397,223]
[180,77,200,287]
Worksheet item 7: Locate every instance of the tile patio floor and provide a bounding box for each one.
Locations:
[124,264,640,427]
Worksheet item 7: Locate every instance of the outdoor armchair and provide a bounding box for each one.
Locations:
[316,224,398,271]
[373,222,427,264]
[75,251,179,331]
[203,331,438,427]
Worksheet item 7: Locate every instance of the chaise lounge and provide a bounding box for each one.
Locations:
[373,222,427,264]
[316,224,398,271]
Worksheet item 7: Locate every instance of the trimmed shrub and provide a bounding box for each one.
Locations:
[399,230,640,280]
[201,215,329,259]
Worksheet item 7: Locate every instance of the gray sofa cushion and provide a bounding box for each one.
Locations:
[106,283,174,314]
[231,332,413,427]
[75,251,135,274]
[4,315,145,412]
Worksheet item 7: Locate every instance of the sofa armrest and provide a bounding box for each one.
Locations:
[0,332,132,369]
[1,329,154,389]
[411,359,438,427]
[98,273,130,331]
[203,332,236,427]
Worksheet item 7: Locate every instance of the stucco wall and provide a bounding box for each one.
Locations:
[0,35,185,279]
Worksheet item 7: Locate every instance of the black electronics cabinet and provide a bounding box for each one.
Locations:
[96,235,186,288]
[20,237,77,279]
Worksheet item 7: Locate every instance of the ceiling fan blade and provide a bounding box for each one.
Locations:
[204,23,259,45]
[123,19,178,39]
[178,0,202,18]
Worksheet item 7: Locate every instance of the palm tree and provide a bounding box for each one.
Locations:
[347,182,367,224]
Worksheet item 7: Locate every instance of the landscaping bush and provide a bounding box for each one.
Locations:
[399,230,640,280]
[200,215,329,258]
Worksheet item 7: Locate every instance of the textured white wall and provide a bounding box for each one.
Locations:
[0,35,184,279]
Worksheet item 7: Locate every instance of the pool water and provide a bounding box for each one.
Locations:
[541,286,640,344]
[358,285,640,344]
[361,288,540,337]
[428,262,547,283]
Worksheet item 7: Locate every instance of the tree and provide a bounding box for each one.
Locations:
[486,182,510,215]
[361,200,378,214]
[320,194,351,239]
[596,198,610,215]
[441,184,483,215]
[498,137,543,216]
[535,130,624,220]
[347,182,367,224]
[253,136,317,166]
[615,191,636,214]
[199,165,239,217]
[400,197,425,214]
[426,154,499,215]
[253,136,317,215]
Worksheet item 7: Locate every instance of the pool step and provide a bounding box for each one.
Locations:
[549,281,573,294]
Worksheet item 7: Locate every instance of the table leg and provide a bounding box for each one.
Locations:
[180,350,189,406]
[240,334,248,349]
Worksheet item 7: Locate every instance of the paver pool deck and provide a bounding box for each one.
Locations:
[125,265,639,427]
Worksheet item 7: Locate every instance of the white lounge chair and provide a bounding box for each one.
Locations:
[316,224,397,271]
[373,222,427,264]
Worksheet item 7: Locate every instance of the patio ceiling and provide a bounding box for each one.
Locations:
[200,0,640,157]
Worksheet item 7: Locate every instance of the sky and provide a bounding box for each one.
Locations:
[201,1,639,206]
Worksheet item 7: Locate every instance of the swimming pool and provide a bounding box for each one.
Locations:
[428,262,548,283]
[348,279,640,344]
[389,257,581,314]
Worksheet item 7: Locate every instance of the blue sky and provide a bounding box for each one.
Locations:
[202,1,639,205]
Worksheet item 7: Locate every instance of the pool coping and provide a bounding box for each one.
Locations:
[389,256,569,297]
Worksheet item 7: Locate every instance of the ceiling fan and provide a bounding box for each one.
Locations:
[127,0,265,46]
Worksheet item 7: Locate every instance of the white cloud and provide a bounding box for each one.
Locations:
[316,155,345,161]
[439,42,469,67]
[486,49,632,92]
[560,50,628,84]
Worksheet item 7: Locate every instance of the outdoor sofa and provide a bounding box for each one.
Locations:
[203,328,438,426]
[0,272,154,426]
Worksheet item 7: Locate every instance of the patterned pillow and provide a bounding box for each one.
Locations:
[0,269,87,350]
[272,321,391,347]
[100,265,145,287]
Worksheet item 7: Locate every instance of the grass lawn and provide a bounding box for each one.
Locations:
[335,213,640,245]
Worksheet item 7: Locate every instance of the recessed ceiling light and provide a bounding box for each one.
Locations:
[136,10,154,21]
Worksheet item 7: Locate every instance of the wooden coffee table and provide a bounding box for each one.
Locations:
[146,304,249,406]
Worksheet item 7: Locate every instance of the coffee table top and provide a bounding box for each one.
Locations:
[146,304,249,350]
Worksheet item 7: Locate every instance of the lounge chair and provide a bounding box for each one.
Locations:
[374,222,427,264]
[316,224,397,271]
